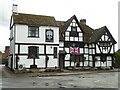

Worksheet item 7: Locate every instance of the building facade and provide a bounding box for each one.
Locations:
[8,13,116,70]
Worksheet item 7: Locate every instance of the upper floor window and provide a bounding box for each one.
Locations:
[46,29,54,42]
[28,26,39,37]
[99,41,111,47]
[71,26,77,32]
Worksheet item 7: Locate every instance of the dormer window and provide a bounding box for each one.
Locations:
[28,26,39,38]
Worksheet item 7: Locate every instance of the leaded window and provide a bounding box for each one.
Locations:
[71,26,77,31]
[28,46,39,59]
[28,26,39,37]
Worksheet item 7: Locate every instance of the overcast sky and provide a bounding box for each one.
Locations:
[0,0,119,52]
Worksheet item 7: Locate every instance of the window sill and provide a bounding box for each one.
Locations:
[28,36,39,38]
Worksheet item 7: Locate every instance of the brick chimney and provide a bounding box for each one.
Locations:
[80,19,86,25]
[12,4,18,14]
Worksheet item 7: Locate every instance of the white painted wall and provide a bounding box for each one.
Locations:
[84,61,88,66]
[36,56,45,68]
[95,61,100,67]
[89,56,92,61]
[84,55,88,60]
[59,42,64,47]
[18,56,33,68]
[71,62,74,66]
[10,40,14,54]
[9,24,60,69]
[110,46,114,53]
[8,56,12,68]
[15,24,59,44]
[65,54,70,60]
[64,19,83,42]
[80,62,83,66]
[15,45,59,68]
[59,48,63,51]
[47,56,58,67]
[107,61,112,66]
[79,48,83,53]
[101,62,106,67]
[96,45,100,53]
[8,25,15,69]
[65,61,70,66]
[17,55,59,68]
[89,62,93,67]
[65,48,69,53]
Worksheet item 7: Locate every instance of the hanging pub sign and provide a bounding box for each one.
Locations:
[70,47,79,53]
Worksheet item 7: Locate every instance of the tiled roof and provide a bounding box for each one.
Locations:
[13,13,58,26]
[12,13,116,44]
[58,16,116,44]
[80,23,94,43]
[91,26,117,44]
[58,15,84,41]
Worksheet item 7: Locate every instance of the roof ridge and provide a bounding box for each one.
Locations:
[95,26,107,30]
[13,13,55,18]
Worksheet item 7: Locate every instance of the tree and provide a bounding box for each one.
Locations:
[0,51,2,55]
[114,52,120,68]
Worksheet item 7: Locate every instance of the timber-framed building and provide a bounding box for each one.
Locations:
[8,10,116,70]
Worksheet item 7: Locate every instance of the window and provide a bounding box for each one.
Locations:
[28,26,39,37]
[46,29,54,42]
[101,55,106,62]
[70,32,78,37]
[54,47,57,58]
[71,26,77,31]
[70,26,78,37]
[65,32,69,36]
[28,46,39,59]
[70,54,83,62]
[99,41,110,47]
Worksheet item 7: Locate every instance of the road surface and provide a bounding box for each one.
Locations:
[1,65,120,89]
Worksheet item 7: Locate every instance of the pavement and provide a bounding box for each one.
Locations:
[2,65,120,78]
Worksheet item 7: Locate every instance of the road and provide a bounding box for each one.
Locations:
[1,65,120,89]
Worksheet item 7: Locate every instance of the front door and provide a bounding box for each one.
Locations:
[70,54,83,66]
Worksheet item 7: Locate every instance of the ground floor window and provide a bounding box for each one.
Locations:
[70,54,83,62]
[28,46,39,59]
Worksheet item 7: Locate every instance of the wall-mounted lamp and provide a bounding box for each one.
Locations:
[50,46,53,48]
